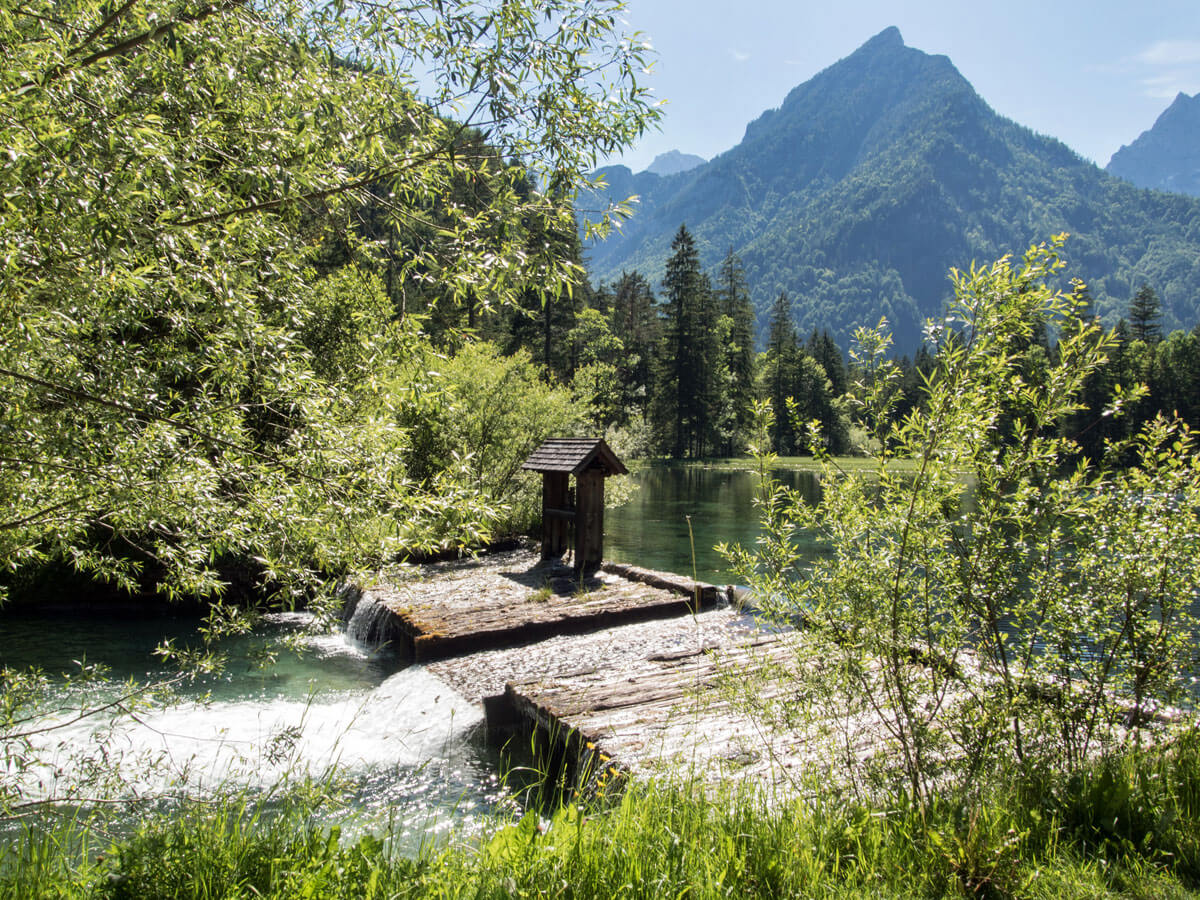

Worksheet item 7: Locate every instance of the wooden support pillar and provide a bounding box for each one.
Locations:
[575,470,605,574]
[541,471,571,560]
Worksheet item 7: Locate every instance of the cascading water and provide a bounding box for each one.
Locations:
[342,588,408,650]
[0,610,506,849]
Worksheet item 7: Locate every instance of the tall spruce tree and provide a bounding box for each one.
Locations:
[717,249,758,455]
[654,225,719,457]
[763,292,802,454]
[1130,283,1163,344]
[760,296,848,454]
[609,271,660,422]
[807,328,847,397]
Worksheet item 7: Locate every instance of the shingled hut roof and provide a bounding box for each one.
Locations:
[521,438,628,476]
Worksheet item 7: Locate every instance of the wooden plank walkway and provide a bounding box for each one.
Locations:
[499,631,823,788]
[359,548,727,663]
[351,547,950,792]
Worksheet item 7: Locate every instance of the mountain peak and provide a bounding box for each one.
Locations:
[582,29,1200,351]
[740,25,977,165]
[643,150,706,177]
[1107,92,1200,196]
[863,25,904,50]
[1160,91,1200,124]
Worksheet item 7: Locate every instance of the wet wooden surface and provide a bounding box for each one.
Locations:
[501,630,812,783]
[365,548,725,662]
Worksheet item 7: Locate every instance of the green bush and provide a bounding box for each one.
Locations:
[395,341,585,536]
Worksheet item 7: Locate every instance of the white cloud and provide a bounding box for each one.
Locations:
[730,48,750,63]
[1140,75,1200,99]
[1135,40,1200,67]
[1125,40,1200,99]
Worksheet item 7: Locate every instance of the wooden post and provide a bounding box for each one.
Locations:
[542,471,571,560]
[575,469,605,574]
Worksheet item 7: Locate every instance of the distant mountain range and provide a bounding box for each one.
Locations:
[1107,92,1200,197]
[581,27,1200,350]
[644,150,707,177]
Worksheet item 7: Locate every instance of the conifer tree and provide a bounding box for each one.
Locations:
[609,271,660,422]
[717,249,758,455]
[1130,283,1163,344]
[761,298,849,454]
[807,329,847,397]
[654,225,718,457]
[763,292,802,454]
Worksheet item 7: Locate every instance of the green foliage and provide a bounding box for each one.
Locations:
[653,225,724,457]
[759,292,850,455]
[727,238,1200,803]
[298,267,398,385]
[1130,284,1164,345]
[397,341,584,537]
[9,736,1200,898]
[716,248,759,455]
[606,271,661,427]
[0,0,657,603]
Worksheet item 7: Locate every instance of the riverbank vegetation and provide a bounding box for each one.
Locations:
[726,236,1200,826]
[4,731,1200,898]
[0,0,657,609]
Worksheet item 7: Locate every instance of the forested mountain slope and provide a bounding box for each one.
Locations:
[581,27,1200,350]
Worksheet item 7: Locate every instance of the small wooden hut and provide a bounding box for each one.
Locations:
[521,438,628,574]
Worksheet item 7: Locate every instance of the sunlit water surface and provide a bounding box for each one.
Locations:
[0,612,507,850]
[604,461,823,584]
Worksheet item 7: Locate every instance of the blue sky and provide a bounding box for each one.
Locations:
[608,1,1200,173]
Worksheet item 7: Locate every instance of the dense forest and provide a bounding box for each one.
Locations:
[432,207,1200,468]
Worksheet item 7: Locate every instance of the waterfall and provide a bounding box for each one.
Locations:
[342,588,406,651]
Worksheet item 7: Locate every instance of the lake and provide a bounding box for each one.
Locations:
[604,459,823,584]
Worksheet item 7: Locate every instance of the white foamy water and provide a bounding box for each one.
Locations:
[22,667,482,801]
[3,614,500,837]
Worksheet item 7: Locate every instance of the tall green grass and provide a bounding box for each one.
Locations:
[4,733,1200,898]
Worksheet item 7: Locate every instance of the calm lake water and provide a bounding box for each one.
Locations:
[605,461,823,584]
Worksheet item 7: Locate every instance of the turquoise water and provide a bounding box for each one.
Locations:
[604,461,823,584]
[0,611,505,849]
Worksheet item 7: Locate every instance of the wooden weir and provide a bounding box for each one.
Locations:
[500,632,800,787]
[341,429,819,790]
[357,549,726,663]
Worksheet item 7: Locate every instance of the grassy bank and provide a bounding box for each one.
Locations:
[6,732,1199,899]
